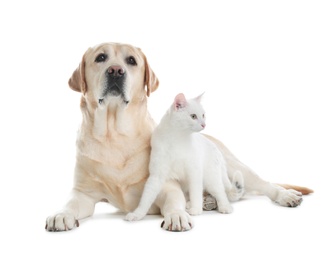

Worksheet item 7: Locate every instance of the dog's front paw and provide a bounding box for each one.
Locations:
[275,189,303,207]
[45,211,79,232]
[161,210,193,232]
[124,212,145,221]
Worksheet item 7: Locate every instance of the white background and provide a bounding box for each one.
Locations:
[0,0,333,259]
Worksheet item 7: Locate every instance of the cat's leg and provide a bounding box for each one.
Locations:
[186,167,204,216]
[207,187,233,214]
[155,180,193,231]
[205,166,233,214]
[125,174,165,221]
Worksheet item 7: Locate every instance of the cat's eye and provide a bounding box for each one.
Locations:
[203,114,205,118]
[190,114,197,120]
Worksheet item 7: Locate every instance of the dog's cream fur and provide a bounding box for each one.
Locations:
[46,42,313,232]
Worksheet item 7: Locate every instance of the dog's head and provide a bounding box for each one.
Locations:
[68,42,159,107]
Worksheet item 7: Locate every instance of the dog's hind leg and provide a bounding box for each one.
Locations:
[238,166,304,207]
[204,134,308,207]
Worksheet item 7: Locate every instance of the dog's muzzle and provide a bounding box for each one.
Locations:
[100,65,128,104]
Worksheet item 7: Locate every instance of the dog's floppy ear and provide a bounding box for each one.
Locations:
[68,55,87,94]
[143,55,159,97]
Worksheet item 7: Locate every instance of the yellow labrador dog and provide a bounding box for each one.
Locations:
[45,42,312,232]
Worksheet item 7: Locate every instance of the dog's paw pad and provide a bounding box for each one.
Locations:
[275,189,303,207]
[161,210,193,232]
[45,212,78,232]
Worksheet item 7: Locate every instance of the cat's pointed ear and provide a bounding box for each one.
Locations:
[195,92,205,103]
[174,93,187,110]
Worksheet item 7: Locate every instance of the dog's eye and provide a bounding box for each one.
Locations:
[95,53,108,63]
[126,56,137,66]
[190,114,197,120]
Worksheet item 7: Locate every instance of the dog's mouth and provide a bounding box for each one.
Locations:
[104,83,122,97]
[99,83,129,105]
[99,71,130,105]
[98,97,129,105]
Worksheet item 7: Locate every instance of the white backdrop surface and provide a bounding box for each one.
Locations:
[0,1,333,259]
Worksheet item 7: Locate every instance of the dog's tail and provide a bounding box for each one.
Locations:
[276,184,314,195]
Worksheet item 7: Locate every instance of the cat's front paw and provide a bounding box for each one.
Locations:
[124,212,145,221]
[186,207,203,215]
[186,201,203,215]
[217,204,233,214]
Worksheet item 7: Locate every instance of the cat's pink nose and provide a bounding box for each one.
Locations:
[201,123,206,128]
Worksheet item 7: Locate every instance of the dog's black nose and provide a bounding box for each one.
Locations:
[107,66,125,78]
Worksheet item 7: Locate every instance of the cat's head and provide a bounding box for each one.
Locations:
[171,93,206,132]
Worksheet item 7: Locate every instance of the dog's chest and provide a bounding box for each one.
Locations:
[78,137,150,180]
[75,138,150,211]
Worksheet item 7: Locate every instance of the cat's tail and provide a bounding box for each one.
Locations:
[227,170,245,202]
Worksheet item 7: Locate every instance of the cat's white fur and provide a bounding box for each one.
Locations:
[125,93,243,221]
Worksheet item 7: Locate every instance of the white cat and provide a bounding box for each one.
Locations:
[125,93,243,221]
